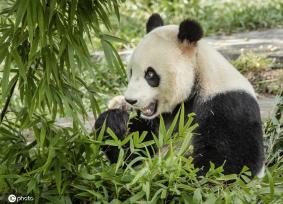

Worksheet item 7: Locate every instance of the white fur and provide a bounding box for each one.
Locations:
[196,40,256,99]
[125,25,195,119]
[108,95,130,111]
[124,25,256,118]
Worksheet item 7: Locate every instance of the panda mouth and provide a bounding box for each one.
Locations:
[140,101,158,117]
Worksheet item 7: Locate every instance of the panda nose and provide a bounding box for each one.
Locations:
[125,98,137,105]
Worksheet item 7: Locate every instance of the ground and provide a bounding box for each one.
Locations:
[207,28,283,63]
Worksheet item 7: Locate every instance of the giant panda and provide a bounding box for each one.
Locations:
[95,13,265,178]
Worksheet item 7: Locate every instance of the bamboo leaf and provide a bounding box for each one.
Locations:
[55,162,62,194]
[112,0,120,22]
[12,49,26,80]
[102,34,127,43]
[0,44,8,65]
[26,0,34,44]
[2,55,11,100]
[27,178,36,194]
[14,0,29,31]
[115,148,124,173]
[37,3,46,46]
[40,125,46,148]
[43,147,55,175]
[179,103,185,133]
[69,0,78,25]
[48,0,56,25]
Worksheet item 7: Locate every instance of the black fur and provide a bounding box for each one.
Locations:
[95,109,157,163]
[163,90,264,177]
[192,92,264,176]
[178,19,203,43]
[146,13,164,33]
[145,67,160,87]
[94,109,129,163]
[95,90,264,177]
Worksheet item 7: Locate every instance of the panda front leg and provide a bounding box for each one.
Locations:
[94,109,130,163]
[95,97,157,163]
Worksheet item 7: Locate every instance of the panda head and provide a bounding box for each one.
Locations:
[124,14,203,119]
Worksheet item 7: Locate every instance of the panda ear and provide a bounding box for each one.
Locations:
[146,13,164,33]
[178,19,203,44]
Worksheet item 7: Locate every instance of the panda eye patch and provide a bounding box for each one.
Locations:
[145,67,160,87]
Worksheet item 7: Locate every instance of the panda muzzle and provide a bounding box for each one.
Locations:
[140,101,157,117]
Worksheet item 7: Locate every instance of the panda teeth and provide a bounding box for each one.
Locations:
[141,106,152,115]
[145,108,152,115]
[140,102,156,116]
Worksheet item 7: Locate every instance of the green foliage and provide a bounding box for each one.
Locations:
[0,0,127,201]
[232,52,283,94]
[264,91,283,166]
[115,0,283,47]
[0,0,125,124]
[89,60,127,110]
[0,0,283,203]
[232,52,273,74]
[0,101,283,203]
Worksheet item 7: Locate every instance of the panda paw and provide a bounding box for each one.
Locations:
[94,109,130,163]
[108,95,130,111]
[94,109,129,140]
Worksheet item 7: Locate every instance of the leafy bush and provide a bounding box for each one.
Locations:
[232,52,273,74]
[264,92,283,166]
[0,0,126,202]
[0,98,283,203]
[232,52,283,94]
[0,0,125,123]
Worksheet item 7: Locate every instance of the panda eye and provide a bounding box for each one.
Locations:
[144,67,160,87]
[130,68,132,78]
[145,69,155,79]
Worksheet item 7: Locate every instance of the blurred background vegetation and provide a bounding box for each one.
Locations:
[113,0,283,48]
[0,0,282,203]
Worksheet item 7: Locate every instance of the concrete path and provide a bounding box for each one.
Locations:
[206,29,283,63]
